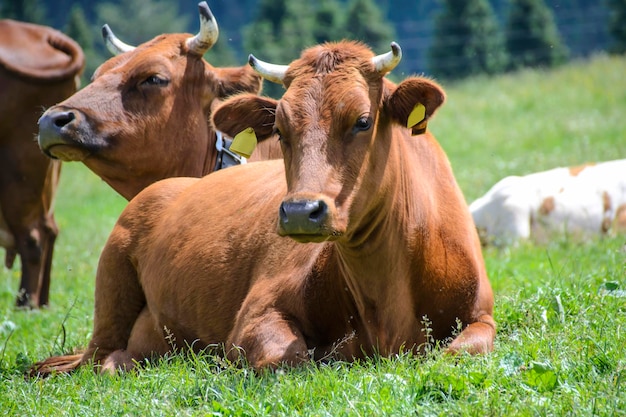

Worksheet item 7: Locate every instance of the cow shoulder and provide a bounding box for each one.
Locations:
[382,77,446,127]
[212,93,277,140]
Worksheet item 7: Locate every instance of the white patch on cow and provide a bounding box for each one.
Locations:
[469,167,574,245]
[470,159,626,245]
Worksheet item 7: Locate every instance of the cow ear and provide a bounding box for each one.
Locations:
[212,65,263,97]
[384,77,446,134]
[212,93,277,140]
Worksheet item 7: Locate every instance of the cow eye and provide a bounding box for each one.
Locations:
[354,116,372,132]
[142,75,169,87]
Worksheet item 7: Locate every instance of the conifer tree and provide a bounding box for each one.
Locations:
[429,0,507,79]
[65,4,93,51]
[242,0,316,97]
[608,0,626,54]
[95,0,189,47]
[313,0,345,44]
[203,29,239,67]
[243,0,316,62]
[1,0,47,24]
[343,0,396,53]
[505,0,569,69]
[65,4,103,84]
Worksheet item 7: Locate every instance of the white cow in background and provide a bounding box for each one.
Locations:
[470,159,626,246]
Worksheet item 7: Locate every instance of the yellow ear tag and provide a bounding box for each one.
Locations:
[230,127,257,158]
[407,103,426,129]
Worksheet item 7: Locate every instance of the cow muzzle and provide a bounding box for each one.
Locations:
[278,198,342,242]
[38,108,90,161]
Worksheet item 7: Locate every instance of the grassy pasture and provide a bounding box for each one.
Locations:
[1,53,625,416]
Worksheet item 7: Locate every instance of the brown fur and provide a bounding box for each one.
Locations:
[37,26,282,201]
[539,196,556,216]
[614,204,626,233]
[0,20,84,308]
[30,41,494,376]
[568,163,593,177]
[603,191,612,213]
[601,191,612,233]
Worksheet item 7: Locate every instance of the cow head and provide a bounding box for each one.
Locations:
[213,41,445,243]
[37,2,262,200]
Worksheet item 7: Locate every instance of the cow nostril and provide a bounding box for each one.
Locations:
[52,111,75,128]
[309,200,327,223]
[279,199,329,229]
[279,203,289,224]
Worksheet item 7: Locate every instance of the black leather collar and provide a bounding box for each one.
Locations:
[213,131,247,171]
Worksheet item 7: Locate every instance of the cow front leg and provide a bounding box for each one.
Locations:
[99,307,171,374]
[81,235,147,369]
[228,308,310,369]
[35,215,59,307]
[446,315,496,355]
[15,228,44,308]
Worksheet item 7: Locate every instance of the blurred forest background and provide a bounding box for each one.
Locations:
[2,0,625,95]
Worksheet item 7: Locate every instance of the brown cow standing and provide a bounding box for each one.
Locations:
[37,2,282,201]
[0,19,84,308]
[30,41,494,375]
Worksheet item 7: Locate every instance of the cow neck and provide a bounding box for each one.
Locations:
[331,125,427,354]
[91,167,151,201]
[204,130,219,175]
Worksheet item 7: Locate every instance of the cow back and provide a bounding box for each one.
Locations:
[0,19,84,82]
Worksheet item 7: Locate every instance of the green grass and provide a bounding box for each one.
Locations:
[2,53,626,416]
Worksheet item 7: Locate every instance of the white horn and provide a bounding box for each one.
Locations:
[101,24,135,56]
[185,1,219,56]
[372,42,402,75]
[248,54,289,84]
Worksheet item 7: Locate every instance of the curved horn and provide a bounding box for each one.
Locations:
[372,42,402,75]
[185,1,219,56]
[101,24,135,56]
[248,54,289,84]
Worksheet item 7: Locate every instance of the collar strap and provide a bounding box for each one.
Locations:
[214,131,247,171]
[411,120,428,135]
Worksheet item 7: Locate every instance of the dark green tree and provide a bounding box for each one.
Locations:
[342,0,396,53]
[505,0,569,69]
[312,0,345,44]
[242,0,316,97]
[65,4,93,51]
[1,0,47,24]
[203,28,239,67]
[95,0,189,47]
[95,0,237,69]
[608,0,626,54]
[429,0,508,79]
[65,4,104,84]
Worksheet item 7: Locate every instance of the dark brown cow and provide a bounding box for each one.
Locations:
[0,19,84,308]
[37,2,281,201]
[30,41,494,375]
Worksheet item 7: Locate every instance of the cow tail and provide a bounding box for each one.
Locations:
[26,352,84,379]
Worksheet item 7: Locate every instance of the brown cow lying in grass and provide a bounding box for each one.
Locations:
[37,1,281,201]
[30,40,494,376]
